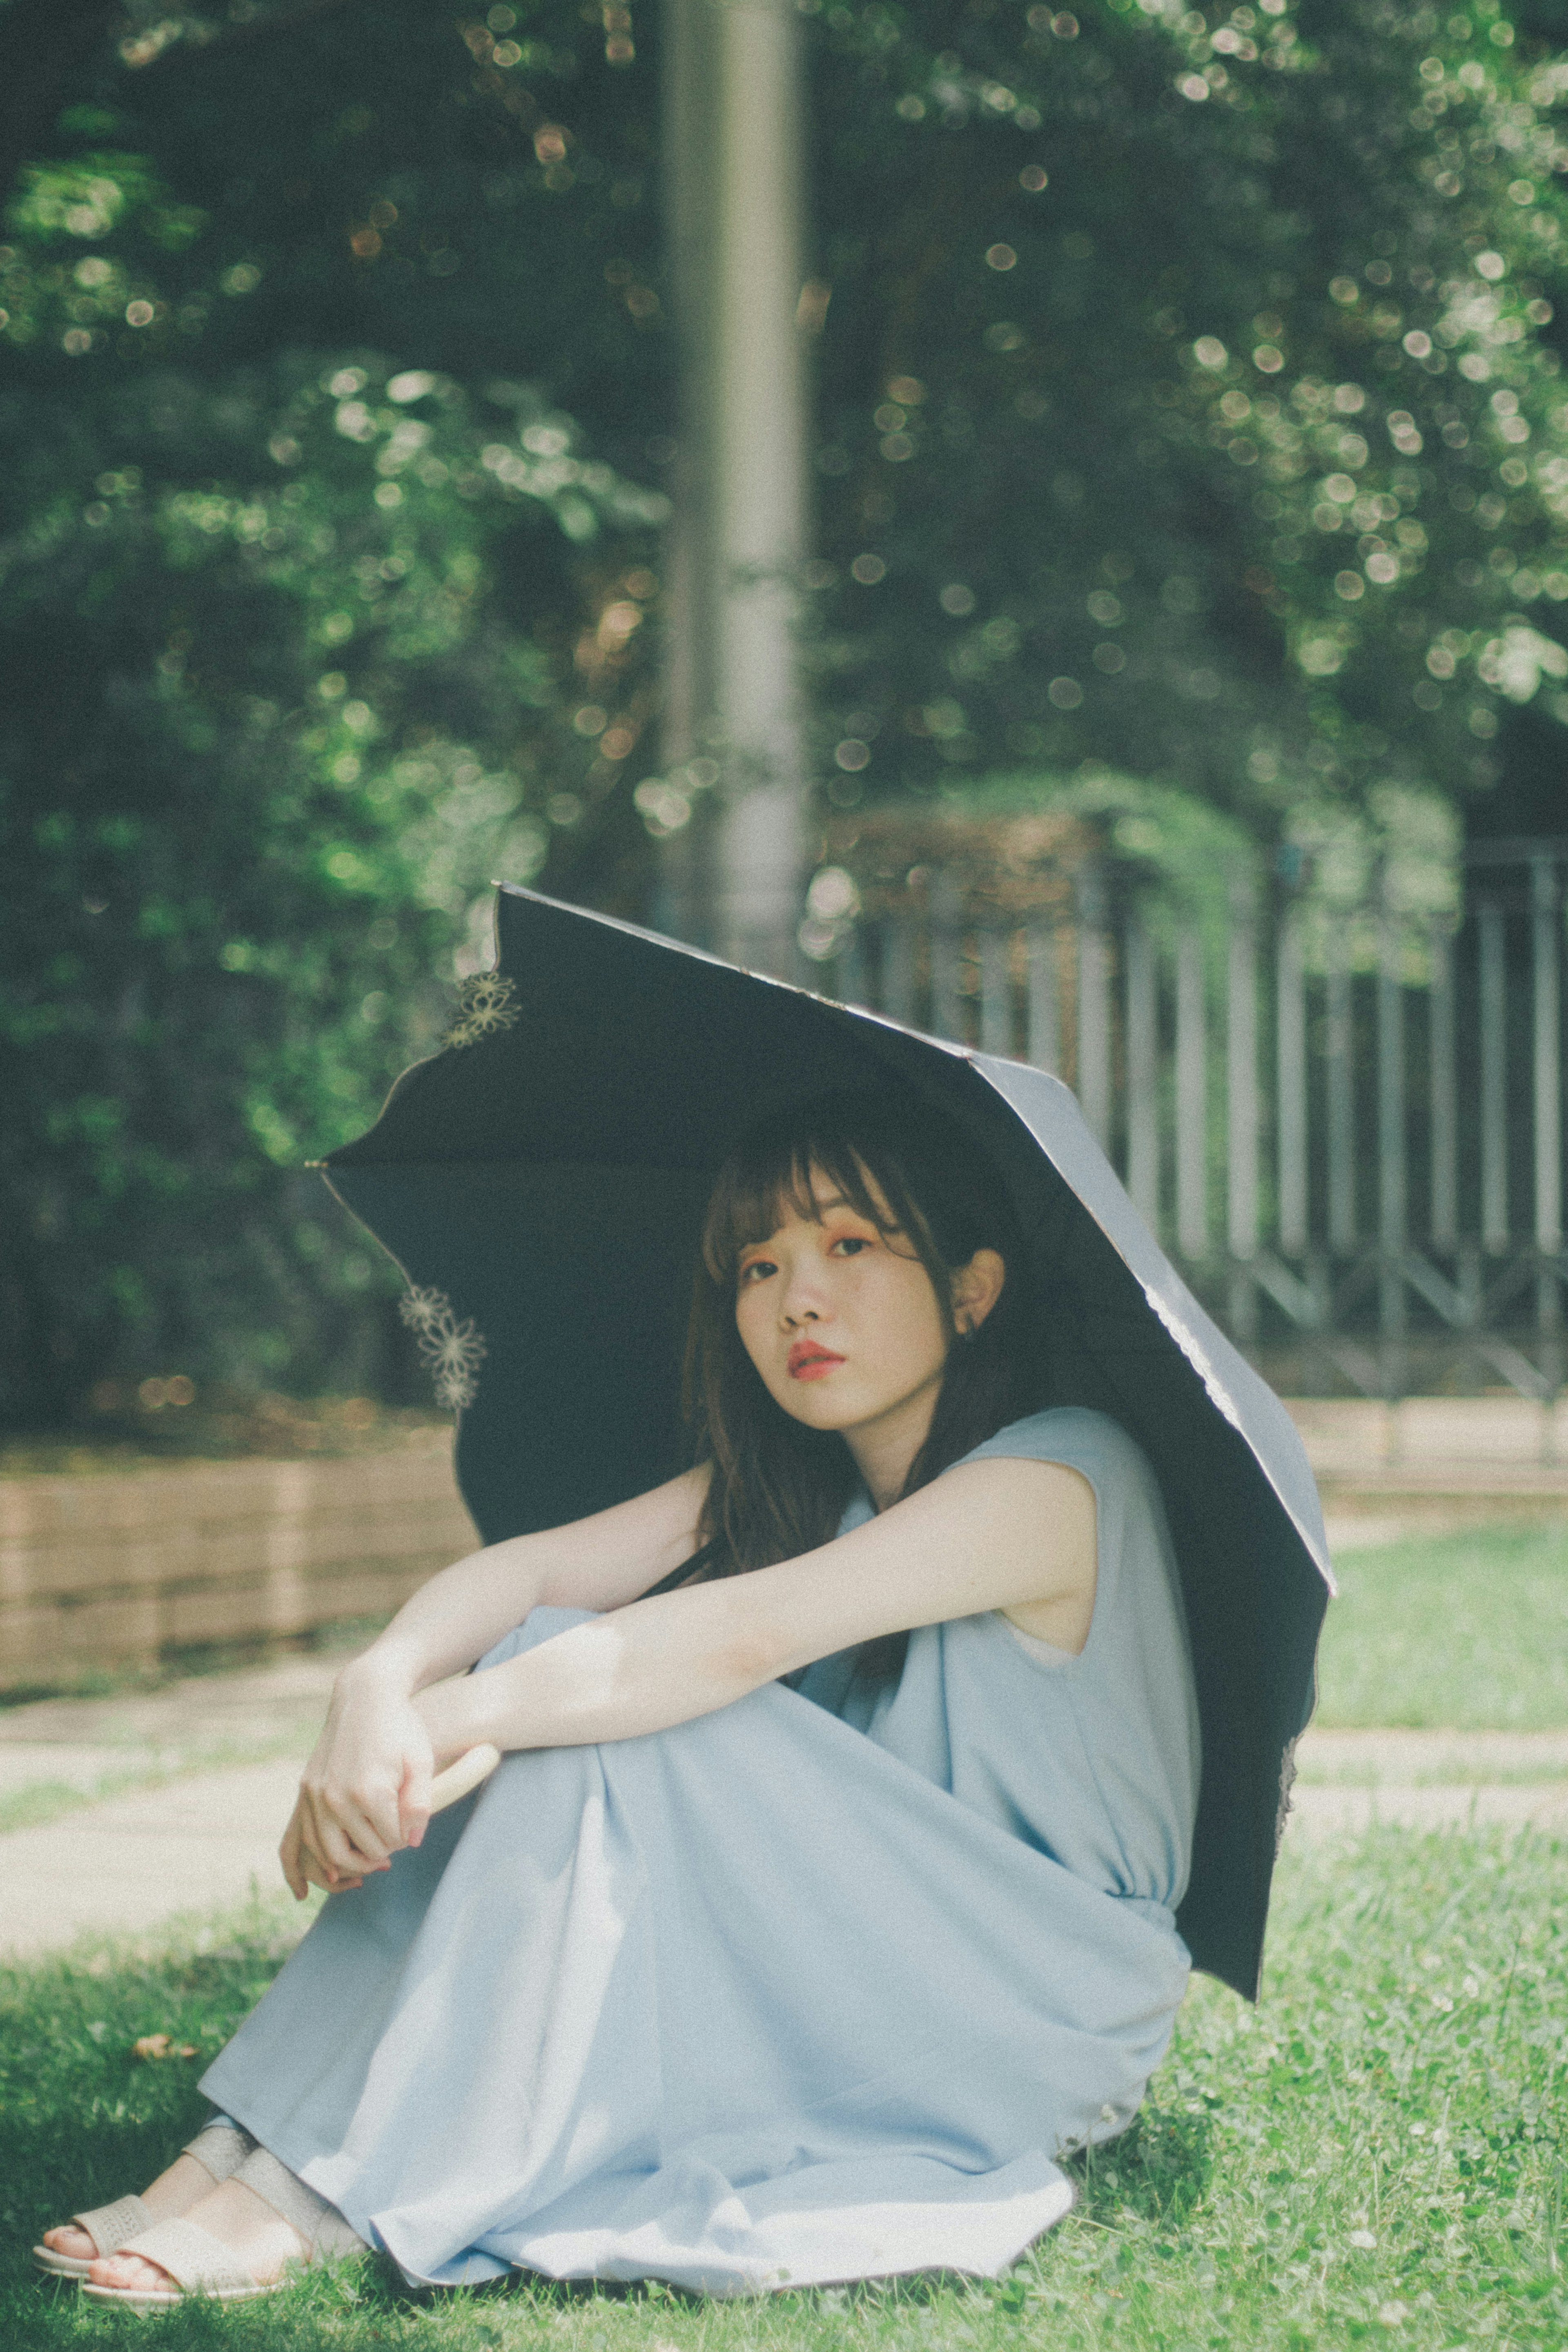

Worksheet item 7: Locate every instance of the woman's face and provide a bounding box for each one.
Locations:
[733,1165,989,1454]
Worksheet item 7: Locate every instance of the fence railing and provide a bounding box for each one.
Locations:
[819,839,1568,1401]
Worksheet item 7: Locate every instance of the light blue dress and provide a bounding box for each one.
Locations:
[201,1407,1200,2295]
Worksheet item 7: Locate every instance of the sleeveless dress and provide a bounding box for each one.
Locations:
[200,1407,1200,2295]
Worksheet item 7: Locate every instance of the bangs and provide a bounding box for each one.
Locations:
[680,1086,1039,1580]
[699,1117,924,1286]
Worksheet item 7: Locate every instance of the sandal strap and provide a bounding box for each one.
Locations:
[69,2196,153,2257]
[118,2216,262,2296]
[182,2120,254,2184]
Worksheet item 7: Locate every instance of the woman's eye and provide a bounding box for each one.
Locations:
[739,1260,775,1286]
[831,1235,870,1257]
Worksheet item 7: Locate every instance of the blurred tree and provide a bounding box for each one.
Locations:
[0,338,663,1424]
[6,0,1568,1425]
[0,0,671,1424]
[795,0,1568,842]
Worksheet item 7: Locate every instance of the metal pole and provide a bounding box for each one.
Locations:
[1227,871,1259,1340]
[1326,931,1356,1254]
[835,923,867,1011]
[1428,917,1457,1251]
[1126,916,1158,1232]
[1276,905,1307,1257]
[1377,903,1408,1390]
[1176,928,1208,1260]
[1026,924,1060,1075]
[1533,856,1562,1358]
[979,930,1012,1058]
[1076,863,1111,1148]
[1479,901,1509,1253]
[881,918,914,1026]
[657,0,719,945]
[931,873,964,1042]
[669,0,809,976]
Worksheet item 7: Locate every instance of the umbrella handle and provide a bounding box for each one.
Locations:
[427,1742,502,1816]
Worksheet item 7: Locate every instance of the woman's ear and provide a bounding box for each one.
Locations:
[952,1248,1006,1338]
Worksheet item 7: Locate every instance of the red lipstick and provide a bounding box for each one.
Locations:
[787,1340,844,1381]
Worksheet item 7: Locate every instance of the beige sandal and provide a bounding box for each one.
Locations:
[33,2194,156,2280]
[34,2117,254,2279]
[78,2216,281,2310]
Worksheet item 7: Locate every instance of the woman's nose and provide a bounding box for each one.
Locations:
[779,1263,826,1326]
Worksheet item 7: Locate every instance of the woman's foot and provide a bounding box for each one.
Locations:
[41,2151,216,2266]
[85,2177,306,2298]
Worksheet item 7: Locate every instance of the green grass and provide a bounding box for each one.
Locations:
[0,1750,297,1841]
[0,1779,151,1838]
[0,1722,341,1840]
[1316,1519,1568,1729]
[5,1833,1568,2351]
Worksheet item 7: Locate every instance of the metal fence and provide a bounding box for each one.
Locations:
[820,839,1568,1401]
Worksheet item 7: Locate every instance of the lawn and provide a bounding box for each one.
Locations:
[4,1826,1566,2352]
[5,1515,1568,2345]
[1316,1519,1568,1730]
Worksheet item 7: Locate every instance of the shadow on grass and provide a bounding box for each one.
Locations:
[1066,2097,1218,2229]
[13,1826,1568,2352]
[0,1905,306,2344]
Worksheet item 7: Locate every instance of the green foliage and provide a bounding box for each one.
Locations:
[953,765,1259,923]
[0,339,663,1418]
[7,150,202,250]
[5,1830,1568,2346]
[9,0,1568,1418]
[806,0,1568,828]
[0,20,671,1422]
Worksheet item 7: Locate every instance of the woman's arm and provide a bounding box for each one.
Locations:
[342,1461,711,1696]
[414,1456,1095,1765]
[282,1463,709,1895]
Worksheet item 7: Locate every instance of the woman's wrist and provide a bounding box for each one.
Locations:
[413,1672,499,1766]
[336,1643,421,1702]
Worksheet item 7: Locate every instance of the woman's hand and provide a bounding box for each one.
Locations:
[278,1790,361,1900]
[280,1669,435,1901]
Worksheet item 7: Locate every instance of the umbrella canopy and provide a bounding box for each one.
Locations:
[325,885,1333,2001]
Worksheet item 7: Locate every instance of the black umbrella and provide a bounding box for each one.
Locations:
[324,885,1333,2001]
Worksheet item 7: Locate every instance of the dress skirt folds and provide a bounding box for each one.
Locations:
[200,1409,1201,2295]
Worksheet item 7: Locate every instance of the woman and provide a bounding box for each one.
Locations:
[41,1090,1199,2309]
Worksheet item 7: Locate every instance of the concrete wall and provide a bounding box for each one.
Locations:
[1288,1396,1568,1542]
[1289,1395,1568,1480]
[0,1433,474,1692]
[5,1398,1567,1693]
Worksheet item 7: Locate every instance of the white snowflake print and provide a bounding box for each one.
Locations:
[444,972,519,1049]
[399,1284,487,1412]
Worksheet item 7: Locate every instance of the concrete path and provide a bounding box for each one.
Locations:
[0,1651,343,1962]
[1297,1727,1568,1780]
[0,1759,307,1959]
[0,1649,345,1791]
[8,1723,1568,1962]
[7,1623,1568,1962]
[1287,1727,1568,1837]
[1289,1781,1568,1834]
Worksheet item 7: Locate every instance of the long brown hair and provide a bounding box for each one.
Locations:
[646,1090,1040,1597]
